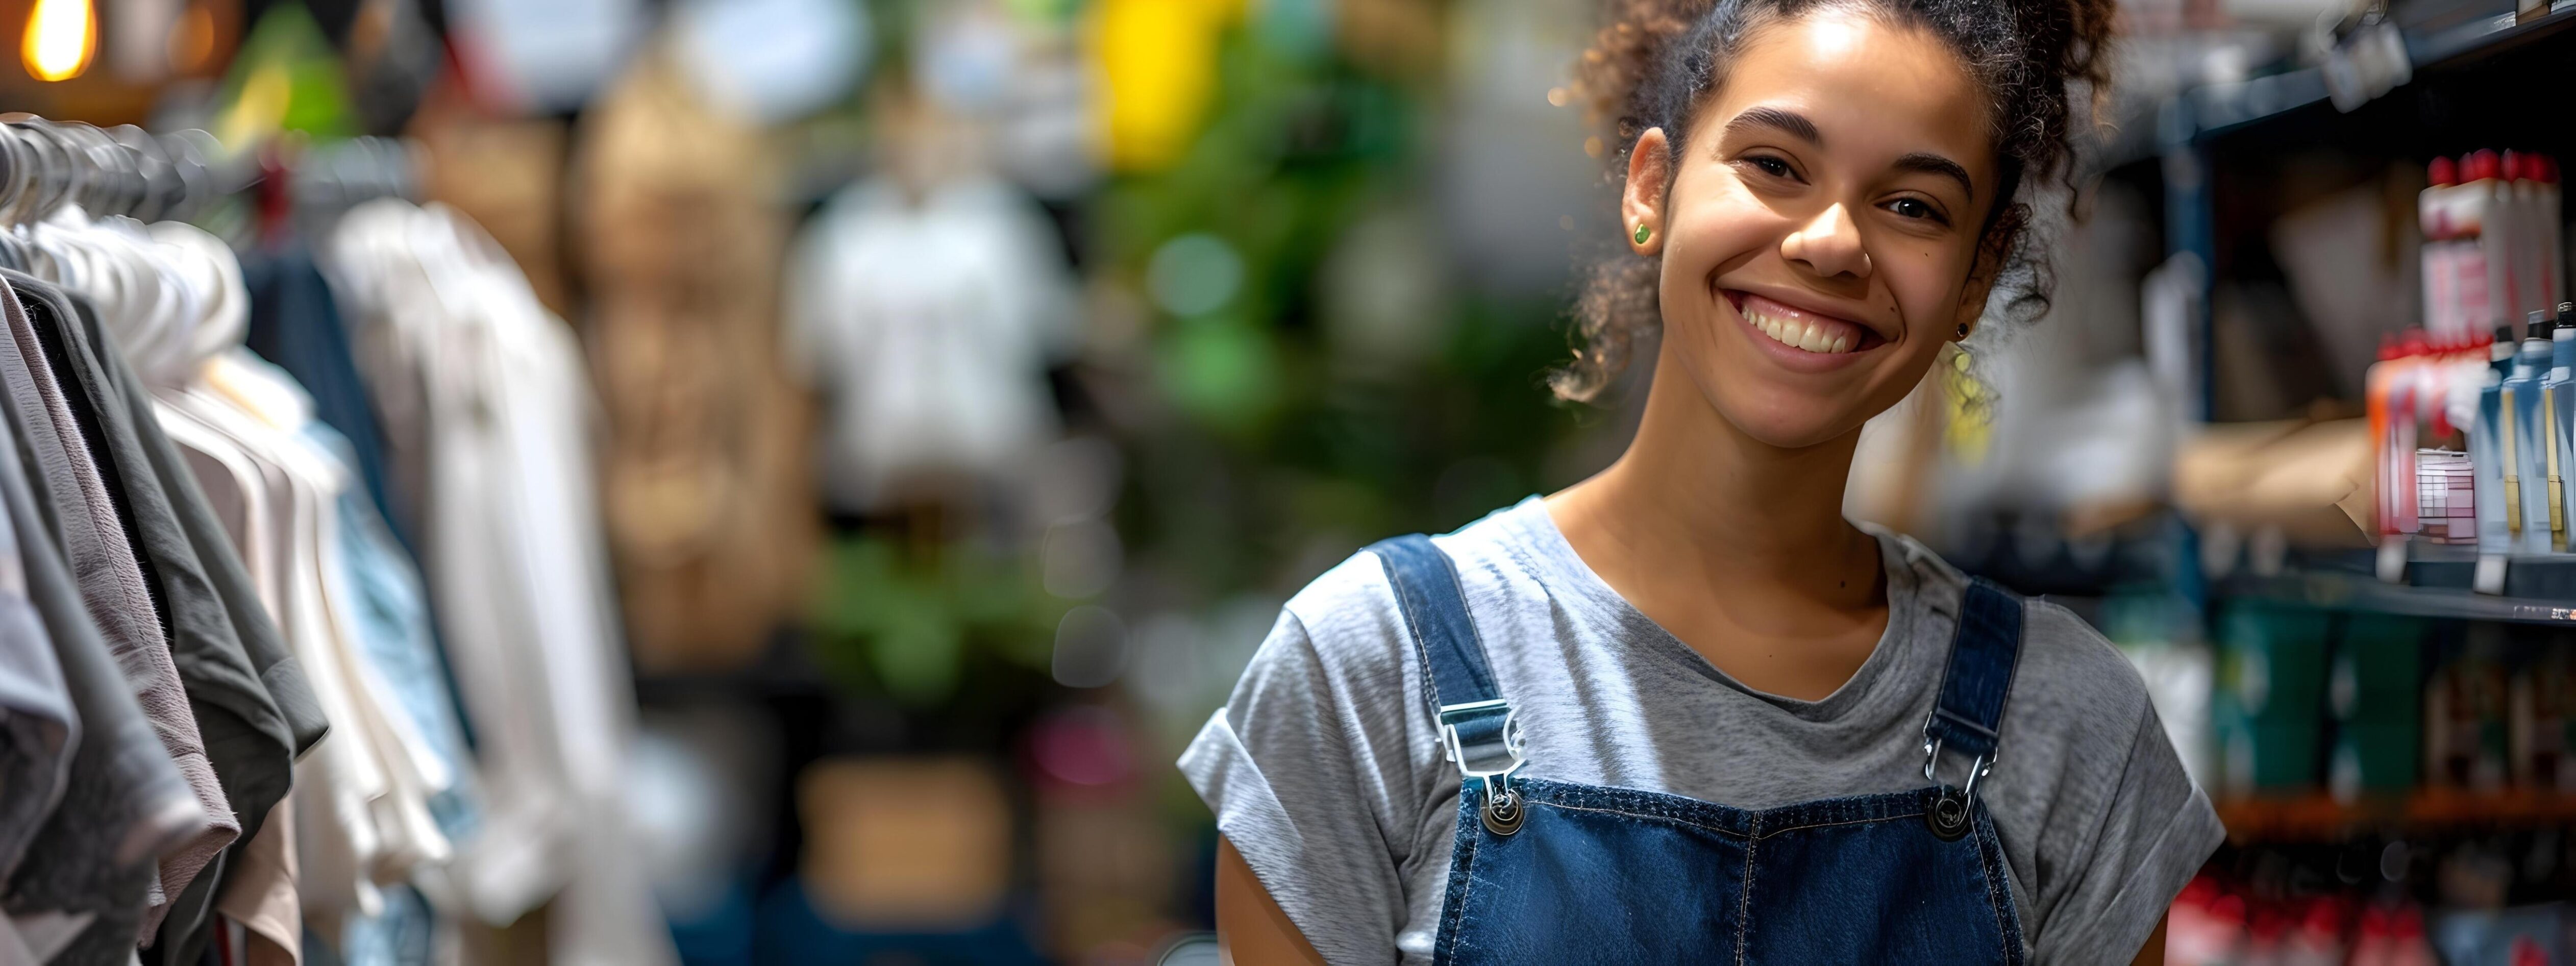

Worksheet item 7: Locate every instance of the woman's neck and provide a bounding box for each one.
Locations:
[1548,359,1886,628]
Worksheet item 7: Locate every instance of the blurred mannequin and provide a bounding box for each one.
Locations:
[574,47,818,673]
[785,87,1076,519]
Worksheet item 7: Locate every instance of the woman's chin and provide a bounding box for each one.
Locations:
[1708,388,1868,451]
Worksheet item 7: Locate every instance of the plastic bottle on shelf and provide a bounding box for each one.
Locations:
[2506,314,2555,553]
[2280,897,2345,966]
[2349,903,2394,966]
[2424,156,2464,341]
[2385,903,2437,966]
[2447,330,2493,451]
[2493,319,2555,551]
[2507,151,2546,322]
[2546,301,2576,554]
[2539,156,2563,312]
[2414,330,2457,447]
[2466,150,2519,338]
[2165,877,2244,966]
[2370,333,2419,541]
[2475,324,2516,559]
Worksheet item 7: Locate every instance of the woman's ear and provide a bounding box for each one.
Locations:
[1622,129,1672,255]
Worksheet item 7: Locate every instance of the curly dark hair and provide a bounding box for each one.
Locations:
[1552,0,2116,402]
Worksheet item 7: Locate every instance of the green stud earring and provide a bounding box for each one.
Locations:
[1633,222,1652,245]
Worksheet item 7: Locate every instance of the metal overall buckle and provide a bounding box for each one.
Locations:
[1440,699,1528,835]
[1921,734,1994,843]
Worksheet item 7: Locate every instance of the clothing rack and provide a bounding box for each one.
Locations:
[0,115,222,226]
[0,114,672,962]
[286,136,421,212]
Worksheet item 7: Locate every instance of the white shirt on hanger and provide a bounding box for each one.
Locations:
[786,176,1076,511]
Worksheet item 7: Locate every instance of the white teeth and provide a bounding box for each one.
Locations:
[1745,305,1859,354]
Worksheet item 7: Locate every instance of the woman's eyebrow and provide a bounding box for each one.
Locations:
[1722,106,1822,147]
[1893,152,1975,201]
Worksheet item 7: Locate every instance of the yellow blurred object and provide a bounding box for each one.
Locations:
[799,758,1011,929]
[22,0,96,82]
[1092,0,1239,172]
[1940,346,1992,465]
[213,63,290,149]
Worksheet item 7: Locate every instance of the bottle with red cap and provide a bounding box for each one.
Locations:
[2424,156,2464,341]
[2506,151,2550,322]
[2371,332,2411,539]
[2466,150,2522,337]
[2540,155,2563,312]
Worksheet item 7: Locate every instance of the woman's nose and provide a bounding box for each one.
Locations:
[1780,203,1870,281]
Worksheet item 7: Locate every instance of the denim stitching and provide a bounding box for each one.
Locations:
[1981,812,2011,963]
[1510,779,1758,835]
[1517,777,1965,835]
[1432,792,1478,966]
[1377,548,1446,712]
[1735,811,1758,966]
[1521,800,1750,839]
[1750,812,1929,840]
[1973,805,2027,965]
[1449,797,1484,962]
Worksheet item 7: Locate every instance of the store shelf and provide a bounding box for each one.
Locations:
[2218,790,2576,840]
[2410,3,2576,66]
[2161,5,2576,148]
[2216,547,2576,626]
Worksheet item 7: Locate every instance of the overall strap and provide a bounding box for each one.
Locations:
[1372,534,1498,712]
[1370,535,1525,807]
[1922,578,2026,769]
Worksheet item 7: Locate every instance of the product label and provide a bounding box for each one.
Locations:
[2457,243,2492,337]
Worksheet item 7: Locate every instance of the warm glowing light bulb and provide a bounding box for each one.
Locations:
[23,0,97,83]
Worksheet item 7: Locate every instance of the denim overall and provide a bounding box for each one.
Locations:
[1370,534,2029,965]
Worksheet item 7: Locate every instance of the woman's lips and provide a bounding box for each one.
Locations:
[1728,291,1881,355]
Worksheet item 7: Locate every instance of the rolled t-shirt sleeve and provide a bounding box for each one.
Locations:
[1181,600,1422,966]
[2031,697,2226,963]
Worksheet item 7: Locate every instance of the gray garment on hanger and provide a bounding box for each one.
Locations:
[54,283,329,962]
[0,279,199,966]
[13,276,305,945]
[0,276,239,936]
[0,394,72,882]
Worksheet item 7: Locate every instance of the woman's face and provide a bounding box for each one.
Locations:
[1622,8,2000,450]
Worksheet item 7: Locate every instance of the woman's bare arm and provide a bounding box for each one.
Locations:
[1216,836,1327,966]
[2131,912,2167,965]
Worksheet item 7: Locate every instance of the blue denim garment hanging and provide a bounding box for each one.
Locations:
[1371,535,2029,965]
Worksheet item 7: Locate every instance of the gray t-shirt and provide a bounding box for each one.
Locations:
[1180,498,2223,965]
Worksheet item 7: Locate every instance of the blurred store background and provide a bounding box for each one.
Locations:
[2,0,2575,963]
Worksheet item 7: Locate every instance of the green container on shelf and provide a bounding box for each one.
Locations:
[2331,616,2423,726]
[2217,715,2321,795]
[2217,602,2332,725]
[2329,721,2420,799]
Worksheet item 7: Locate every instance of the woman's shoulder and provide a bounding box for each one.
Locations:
[1275,549,1411,674]
[1280,499,1558,669]
[1870,525,2156,737]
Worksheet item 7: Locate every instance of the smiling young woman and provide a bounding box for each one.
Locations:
[1182,2,2221,964]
